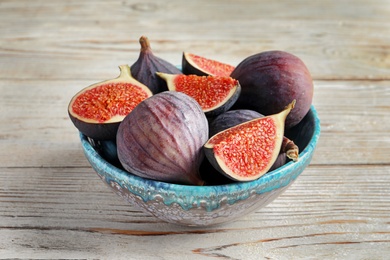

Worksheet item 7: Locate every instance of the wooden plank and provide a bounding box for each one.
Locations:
[1,0,390,258]
[0,0,389,80]
[0,165,389,259]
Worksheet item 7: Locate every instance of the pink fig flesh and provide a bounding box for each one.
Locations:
[157,72,241,117]
[204,101,295,181]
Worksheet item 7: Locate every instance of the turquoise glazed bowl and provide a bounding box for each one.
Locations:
[80,106,320,226]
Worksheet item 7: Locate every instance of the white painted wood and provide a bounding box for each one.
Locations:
[1,0,390,258]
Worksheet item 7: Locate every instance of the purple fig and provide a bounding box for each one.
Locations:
[130,36,182,94]
[116,91,208,185]
[231,50,313,129]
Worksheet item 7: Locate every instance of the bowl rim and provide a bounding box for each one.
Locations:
[80,105,320,195]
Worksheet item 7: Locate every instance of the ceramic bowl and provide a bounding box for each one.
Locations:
[80,106,320,227]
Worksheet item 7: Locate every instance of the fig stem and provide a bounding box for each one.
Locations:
[281,136,299,162]
[277,99,296,122]
[286,99,296,110]
[139,36,151,52]
[118,64,132,79]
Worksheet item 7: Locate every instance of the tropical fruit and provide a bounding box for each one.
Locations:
[130,36,182,94]
[156,73,241,117]
[116,91,208,185]
[68,65,152,140]
[182,52,235,77]
[231,50,313,129]
[204,101,295,181]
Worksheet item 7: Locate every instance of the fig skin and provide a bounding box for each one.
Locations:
[199,148,286,185]
[208,109,263,137]
[230,50,313,129]
[88,138,121,168]
[70,117,119,141]
[130,36,182,94]
[199,157,235,185]
[116,91,208,186]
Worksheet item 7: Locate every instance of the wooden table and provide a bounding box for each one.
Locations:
[1,1,389,259]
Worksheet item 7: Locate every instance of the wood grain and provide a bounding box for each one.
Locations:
[1,166,389,259]
[1,0,390,259]
[1,0,390,81]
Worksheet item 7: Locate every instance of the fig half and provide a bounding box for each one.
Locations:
[157,73,241,117]
[182,52,235,77]
[209,109,299,162]
[68,65,153,140]
[204,100,295,182]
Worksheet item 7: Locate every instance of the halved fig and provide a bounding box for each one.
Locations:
[182,52,235,77]
[156,73,241,117]
[204,100,295,182]
[209,109,299,162]
[68,65,153,140]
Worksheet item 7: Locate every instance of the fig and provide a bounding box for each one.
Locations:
[204,100,295,182]
[130,36,182,94]
[156,73,241,117]
[88,138,121,167]
[230,50,313,129]
[268,152,287,172]
[182,52,235,77]
[209,109,299,162]
[68,65,152,140]
[208,109,264,137]
[116,91,208,185]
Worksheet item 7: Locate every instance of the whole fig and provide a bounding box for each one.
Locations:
[230,50,313,129]
[208,109,263,137]
[130,36,182,94]
[116,91,208,185]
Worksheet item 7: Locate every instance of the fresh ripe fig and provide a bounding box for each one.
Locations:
[208,109,264,137]
[182,52,235,77]
[116,91,208,186]
[88,138,121,167]
[209,109,299,162]
[68,65,153,140]
[156,73,241,117]
[204,100,295,182]
[230,50,313,129]
[268,153,287,172]
[130,36,182,94]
